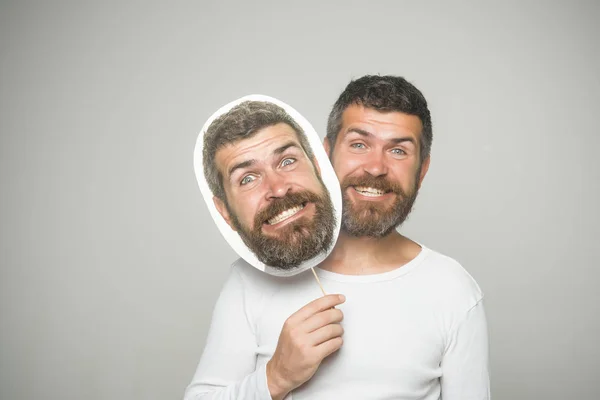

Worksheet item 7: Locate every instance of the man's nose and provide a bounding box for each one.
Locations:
[362,152,388,177]
[264,171,292,199]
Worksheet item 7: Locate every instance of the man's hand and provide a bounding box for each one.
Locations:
[266,294,345,400]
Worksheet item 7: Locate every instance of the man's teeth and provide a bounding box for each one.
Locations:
[267,205,304,225]
[354,186,385,197]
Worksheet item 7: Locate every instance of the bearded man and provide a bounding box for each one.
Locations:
[185,77,489,400]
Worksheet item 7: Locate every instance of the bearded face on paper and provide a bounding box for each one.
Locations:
[203,101,336,271]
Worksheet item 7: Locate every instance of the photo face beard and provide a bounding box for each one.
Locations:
[340,173,419,238]
[227,188,336,270]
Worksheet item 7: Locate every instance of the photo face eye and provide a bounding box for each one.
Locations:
[280,158,296,167]
[240,174,256,186]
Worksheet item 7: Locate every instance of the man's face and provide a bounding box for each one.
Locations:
[326,104,430,237]
[213,123,335,269]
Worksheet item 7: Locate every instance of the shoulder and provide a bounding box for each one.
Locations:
[417,246,484,309]
[226,258,283,295]
[216,259,286,330]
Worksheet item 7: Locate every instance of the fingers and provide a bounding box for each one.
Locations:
[309,323,344,346]
[303,307,344,333]
[315,336,344,359]
[288,294,346,324]
[269,294,346,395]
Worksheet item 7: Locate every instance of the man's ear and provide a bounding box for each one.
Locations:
[212,196,236,231]
[418,156,431,189]
[323,137,332,159]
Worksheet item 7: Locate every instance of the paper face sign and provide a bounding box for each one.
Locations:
[194,95,342,277]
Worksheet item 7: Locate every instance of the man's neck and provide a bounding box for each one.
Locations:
[319,231,422,276]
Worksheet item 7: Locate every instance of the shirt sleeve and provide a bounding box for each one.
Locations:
[183,265,273,400]
[440,299,491,400]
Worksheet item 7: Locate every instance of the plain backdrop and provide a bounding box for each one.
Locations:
[1,1,598,399]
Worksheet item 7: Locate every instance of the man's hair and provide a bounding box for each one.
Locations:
[326,75,432,163]
[203,100,315,201]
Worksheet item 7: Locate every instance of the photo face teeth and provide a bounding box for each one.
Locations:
[354,186,385,197]
[267,204,304,225]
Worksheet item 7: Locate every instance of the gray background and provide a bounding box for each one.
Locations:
[1,1,598,399]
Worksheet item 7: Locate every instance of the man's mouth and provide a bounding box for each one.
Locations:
[266,204,305,225]
[353,186,387,197]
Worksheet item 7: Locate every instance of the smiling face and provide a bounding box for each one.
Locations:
[326,104,430,237]
[213,122,335,269]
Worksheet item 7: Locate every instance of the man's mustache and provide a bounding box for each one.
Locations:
[253,190,323,228]
[341,175,406,196]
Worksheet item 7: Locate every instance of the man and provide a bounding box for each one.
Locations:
[202,100,336,271]
[185,76,489,400]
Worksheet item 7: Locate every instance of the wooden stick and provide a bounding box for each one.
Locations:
[311,267,327,296]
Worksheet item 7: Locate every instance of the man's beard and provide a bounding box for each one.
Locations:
[227,188,336,270]
[340,173,419,238]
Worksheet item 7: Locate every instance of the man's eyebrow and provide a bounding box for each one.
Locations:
[228,159,255,178]
[346,128,416,145]
[390,137,416,145]
[273,141,301,155]
[346,128,372,138]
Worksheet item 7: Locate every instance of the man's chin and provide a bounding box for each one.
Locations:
[341,207,408,238]
[348,204,394,219]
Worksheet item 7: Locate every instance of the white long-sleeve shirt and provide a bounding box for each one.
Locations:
[184,245,490,400]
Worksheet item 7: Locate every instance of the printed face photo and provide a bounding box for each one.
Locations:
[194,96,342,276]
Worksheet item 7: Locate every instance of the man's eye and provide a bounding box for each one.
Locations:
[391,148,406,155]
[281,158,296,167]
[351,143,366,149]
[240,175,256,185]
